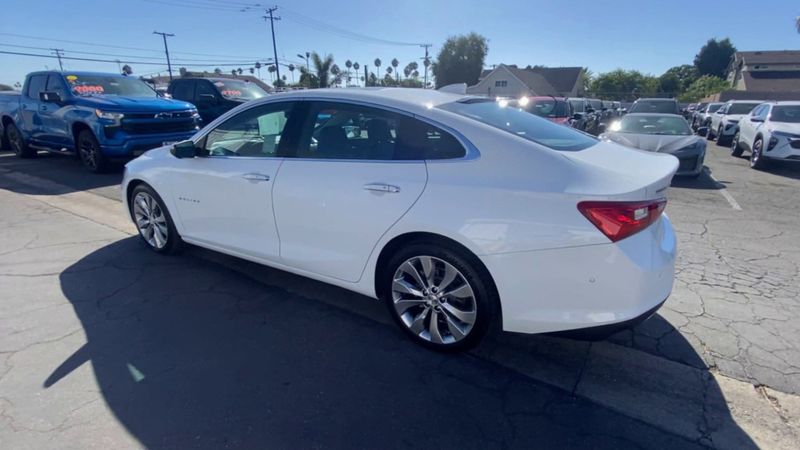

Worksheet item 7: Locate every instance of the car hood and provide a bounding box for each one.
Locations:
[770,123,800,135]
[74,96,195,112]
[602,132,700,153]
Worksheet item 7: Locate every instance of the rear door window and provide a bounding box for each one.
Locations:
[170,80,194,102]
[295,101,466,160]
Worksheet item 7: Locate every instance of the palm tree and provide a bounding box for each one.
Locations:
[404,61,418,80]
[214,68,222,75]
[268,64,276,83]
[345,60,353,86]
[288,64,295,83]
[374,58,382,80]
[231,69,237,76]
[391,58,399,82]
[353,62,360,87]
[249,67,255,75]
[255,61,262,80]
[237,68,243,75]
[412,70,419,79]
[330,64,341,87]
[312,52,335,88]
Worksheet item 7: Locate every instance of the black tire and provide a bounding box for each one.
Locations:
[77,129,108,173]
[6,122,37,158]
[128,183,183,254]
[731,132,744,157]
[706,123,715,140]
[381,241,498,352]
[715,126,726,145]
[750,138,769,170]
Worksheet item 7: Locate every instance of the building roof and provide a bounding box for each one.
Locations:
[504,67,558,96]
[528,67,583,94]
[737,50,800,65]
[742,71,800,92]
[477,65,582,96]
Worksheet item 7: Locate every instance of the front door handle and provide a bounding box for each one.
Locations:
[242,173,270,182]
[363,183,400,193]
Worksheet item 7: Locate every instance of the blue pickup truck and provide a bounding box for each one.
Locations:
[0,71,202,172]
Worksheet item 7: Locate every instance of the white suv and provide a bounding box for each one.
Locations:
[732,101,800,169]
[708,100,763,145]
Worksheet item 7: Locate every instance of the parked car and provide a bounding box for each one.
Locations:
[731,101,800,169]
[510,96,574,126]
[693,102,723,131]
[169,77,268,124]
[707,100,764,145]
[122,88,678,351]
[567,98,598,133]
[628,98,681,115]
[0,71,201,172]
[601,113,705,177]
[689,102,707,129]
[612,101,623,117]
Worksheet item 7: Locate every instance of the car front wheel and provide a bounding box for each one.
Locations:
[750,138,768,170]
[77,130,108,173]
[129,184,182,254]
[383,243,496,351]
[731,132,744,157]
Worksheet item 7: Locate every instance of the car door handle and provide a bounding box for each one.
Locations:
[242,173,270,182]
[363,183,400,193]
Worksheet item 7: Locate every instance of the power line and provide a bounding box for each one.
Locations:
[0,50,277,68]
[278,7,424,47]
[0,43,274,64]
[51,48,65,71]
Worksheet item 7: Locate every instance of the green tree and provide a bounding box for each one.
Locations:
[661,64,700,94]
[579,68,593,92]
[431,32,488,88]
[391,58,399,81]
[678,75,729,102]
[330,64,341,87]
[374,58,382,80]
[311,52,335,88]
[590,69,659,101]
[694,38,736,78]
[298,68,320,89]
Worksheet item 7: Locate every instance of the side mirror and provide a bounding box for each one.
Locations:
[750,117,764,123]
[198,94,217,105]
[170,140,201,158]
[40,91,62,104]
[572,113,584,120]
[696,127,708,136]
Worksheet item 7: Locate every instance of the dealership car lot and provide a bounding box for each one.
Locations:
[1,138,799,448]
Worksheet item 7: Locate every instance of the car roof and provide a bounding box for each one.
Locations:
[30,71,129,78]
[724,100,765,104]
[528,96,567,101]
[772,101,800,106]
[259,88,470,114]
[624,112,685,118]
[634,98,677,102]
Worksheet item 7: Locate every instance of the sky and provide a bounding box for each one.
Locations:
[1,0,798,87]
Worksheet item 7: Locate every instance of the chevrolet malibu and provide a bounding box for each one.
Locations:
[122,88,679,351]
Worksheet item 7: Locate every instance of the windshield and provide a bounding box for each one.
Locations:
[629,100,679,114]
[524,99,569,118]
[439,99,597,151]
[771,105,800,123]
[64,74,156,97]
[569,99,585,113]
[611,115,691,135]
[212,79,267,100]
[728,103,760,115]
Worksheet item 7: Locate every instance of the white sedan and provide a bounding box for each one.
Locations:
[122,88,678,351]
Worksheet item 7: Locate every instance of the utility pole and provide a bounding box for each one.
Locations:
[51,48,64,71]
[153,31,175,81]
[420,44,432,89]
[263,6,281,82]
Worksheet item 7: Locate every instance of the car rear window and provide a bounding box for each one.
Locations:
[438,99,597,152]
[629,100,679,114]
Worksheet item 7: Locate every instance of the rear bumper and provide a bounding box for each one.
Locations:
[547,298,666,340]
[483,214,676,335]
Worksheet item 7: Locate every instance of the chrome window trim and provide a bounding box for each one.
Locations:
[191,95,480,163]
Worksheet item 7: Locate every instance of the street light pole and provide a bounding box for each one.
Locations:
[153,31,175,81]
[51,48,65,71]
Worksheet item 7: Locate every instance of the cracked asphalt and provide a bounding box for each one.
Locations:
[0,144,799,449]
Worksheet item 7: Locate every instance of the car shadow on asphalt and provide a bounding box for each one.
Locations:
[48,238,756,449]
[670,167,726,190]
[0,151,122,195]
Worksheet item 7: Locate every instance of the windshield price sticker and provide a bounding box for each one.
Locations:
[221,89,242,97]
[73,85,105,94]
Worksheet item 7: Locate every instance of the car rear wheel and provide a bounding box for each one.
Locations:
[77,130,108,173]
[6,123,37,158]
[382,243,496,351]
[715,126,726,145]
[129,184,182,254]
[731,132,744,157]
[750,138,768,170]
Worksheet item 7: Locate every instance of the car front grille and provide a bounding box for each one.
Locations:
[121,118,198,135]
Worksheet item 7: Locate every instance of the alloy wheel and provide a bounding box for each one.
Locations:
[391,256,477,345]
[9,127,22,156]
[79,137,98,170]
[750,140,762,168]
[132,192,169,249]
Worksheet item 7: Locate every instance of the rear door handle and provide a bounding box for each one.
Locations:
[242,173,270,182]
[363,183,400,193]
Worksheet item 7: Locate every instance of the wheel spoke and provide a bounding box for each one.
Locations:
[408,308,429,334]
[394,298,426,315]
[436,263,458,291]
[400,261,428,290]
[444,313,467,340]
[152,225,164,248]
[441,301,476,325]
[135,216,149,229]
[428,309,444,344]
[392,279,424,298]
[443,283,472,299]
[419,256,434,286]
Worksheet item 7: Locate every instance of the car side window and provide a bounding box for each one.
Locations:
[195,81,217,103]
[203,102,295,158]
[296,102,466,160]
[756,105,769,121]
[26,75,47,99]
[45,75,66,98]
[171,81,194,102]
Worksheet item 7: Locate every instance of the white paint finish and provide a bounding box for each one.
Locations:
[737,101,800,161]
[272,159,427,282]
[167,156,285,260]
[123,88,680,336]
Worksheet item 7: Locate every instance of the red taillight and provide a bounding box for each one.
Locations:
[577,199,667,242]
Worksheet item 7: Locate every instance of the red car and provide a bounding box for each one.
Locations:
[509,96,574,126]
